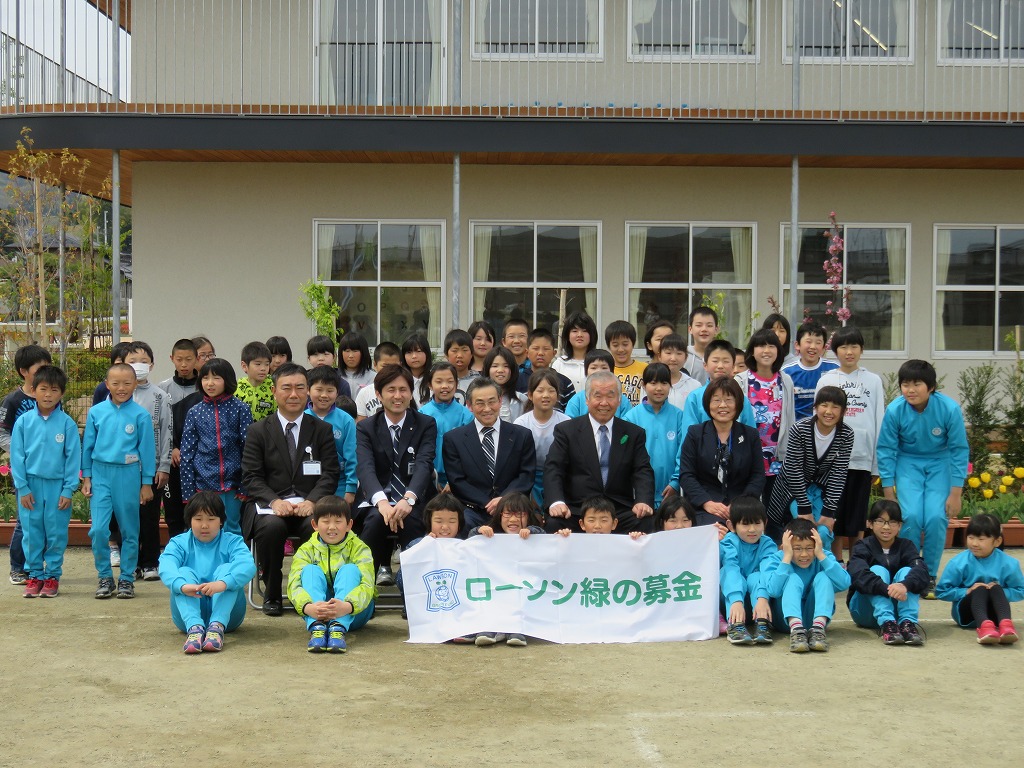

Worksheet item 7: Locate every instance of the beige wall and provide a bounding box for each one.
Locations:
[132,160,1024,391]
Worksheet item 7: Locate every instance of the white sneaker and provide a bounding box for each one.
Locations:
[109,546,121,567]
[142,567,160,581]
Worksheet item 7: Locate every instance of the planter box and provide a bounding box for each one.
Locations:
[0,520,171,547]
[1000,522,1024,547]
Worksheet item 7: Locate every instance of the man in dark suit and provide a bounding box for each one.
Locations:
[544,370,655,533]
[443,378,537,531]
[355,365,437,585]
[241,363,340,615]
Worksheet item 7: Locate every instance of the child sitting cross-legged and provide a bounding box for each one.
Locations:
[719,496,778,647]
[762,517,850,653]
[936,512,1024,645]
[158,491,257,654]
[847,499,928,646]
[287,496,376,654]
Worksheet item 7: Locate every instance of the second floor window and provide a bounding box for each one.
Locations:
[940,0,1023,61]
[630,0,758,59]
[786,0,913,61]
[473,0,604,58]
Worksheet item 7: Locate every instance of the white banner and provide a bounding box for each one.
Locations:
[400,527,720,644]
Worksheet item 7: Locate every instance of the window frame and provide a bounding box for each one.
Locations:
[782,0,916,65]
[778,222,911,357]
[311,217,447,347]
[937,0,1024,66]
[470,0,606,61]
[932,223,1024,358]
[626,0,762,63]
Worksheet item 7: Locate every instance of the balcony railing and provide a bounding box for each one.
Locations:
[1,1,1021,122]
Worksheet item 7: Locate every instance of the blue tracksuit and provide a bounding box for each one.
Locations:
[762,548,851,631]
[158,529,256,632]
[623,401,685,503]
[305,404,358,496]
[877,392,969,577]
[419,398,473,487]
[180,394,253,535]
[10,408,81,580]
[936,548,1024,627]
[680,382,756,435]
[719,532,777,613]
[82,398,156,582]
[563,389,632,419]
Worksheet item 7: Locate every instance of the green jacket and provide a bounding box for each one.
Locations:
[287,530,376,616]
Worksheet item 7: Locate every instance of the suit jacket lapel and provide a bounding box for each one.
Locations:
[269,418,294,479]
[576,418,601,480]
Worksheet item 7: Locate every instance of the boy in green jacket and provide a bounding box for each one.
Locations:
[287,496,376,653]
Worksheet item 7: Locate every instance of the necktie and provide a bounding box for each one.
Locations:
[482,426,496,479]
[388,424,407,501]
[598,424,610,486]
[285,421,298,469]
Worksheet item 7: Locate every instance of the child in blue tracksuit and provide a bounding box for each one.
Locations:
[679,340,756,434]
[305,365,358,502]
[936,513,1024,645]
[11,366,81,598]
[847,500,929,646]
[877,359,969,595]
[562,350,632,419]
[719,496,777,646]
[763,517,850,653]
[82,363,156,600]
[419,361,474,489]
[180,358,253,535]
[623,363,685,508]
[158,491,257,654]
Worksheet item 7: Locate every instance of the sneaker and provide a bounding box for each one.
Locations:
[809,626,830,652]
[506,633,528,647]
[899,619,924,646]
[116,579,135,599]
[326,622,348,653]
[183,625,205,654]
[474,632,507,647]
[38,578,59,598]
[307,622,327,653]
[789,627,809,653]
[753,620,773,645]
[376,565,395,587]
[202,622,225,652]
[142,567,160,582]
[881,620,903,645]
[718,614,729,636]
[977,619,1000,644]
[9,570,27,585]
[23,578,43,598]
[923,577,936,600]
[998,619,1019,645]
[727,623,755,645]
[109,545,121,567]
[283,539,295,557]
[95,577,116,599]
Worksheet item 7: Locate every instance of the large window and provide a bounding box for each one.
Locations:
[472,0,604,58]
[940,0,1024,61]
[472,222,599,337]
[935,226,1024,353]
[315,220,444,347]
[785,0,913,60]
[627,223,754,346]
[781,224,908,352]
[318,0,445,106]
[629,0,758,59]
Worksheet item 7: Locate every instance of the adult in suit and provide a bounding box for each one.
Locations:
[241,363,340,615]
[443,378,537,531]
[543,370,655,533]
[678,376,765,527]
[355,365,437,584]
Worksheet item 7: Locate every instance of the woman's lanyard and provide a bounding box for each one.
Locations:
[714,430,732,489]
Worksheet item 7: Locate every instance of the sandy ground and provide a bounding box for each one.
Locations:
[3,547,1024,768]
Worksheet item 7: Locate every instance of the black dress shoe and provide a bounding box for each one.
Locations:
[263,600,283,616]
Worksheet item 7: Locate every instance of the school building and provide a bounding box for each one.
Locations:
[1,1,1022,385]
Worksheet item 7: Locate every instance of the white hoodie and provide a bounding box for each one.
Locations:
[816,366,885,474]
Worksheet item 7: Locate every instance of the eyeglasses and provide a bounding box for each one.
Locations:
[198,351,216,360]
[502,510,527,519]
[873,519,900,528]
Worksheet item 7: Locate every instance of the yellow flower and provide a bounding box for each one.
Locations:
[1003,476,1014,486]
[968,477,981,488]
[1015,467,1024,479]
[981,472,992,483]
[983,489,994,499]
[1000,485,1008,493]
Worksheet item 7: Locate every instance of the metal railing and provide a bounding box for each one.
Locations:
[1,0,1021,121]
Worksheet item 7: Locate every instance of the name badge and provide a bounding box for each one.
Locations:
[302,460,322,476]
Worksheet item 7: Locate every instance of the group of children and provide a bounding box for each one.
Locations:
[4,306,1021,655]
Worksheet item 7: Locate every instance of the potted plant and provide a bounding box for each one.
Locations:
[962,467,1024,547]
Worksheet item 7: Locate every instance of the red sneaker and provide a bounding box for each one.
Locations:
[998,619,1018,645]
[39,578,59,598]
[22,578,42,598]
[977,619,1000,645]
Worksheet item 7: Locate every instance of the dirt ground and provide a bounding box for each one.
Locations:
[3,547,1024,768]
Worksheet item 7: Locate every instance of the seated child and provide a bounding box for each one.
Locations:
[656,496,728,539]
[577,496,644,540]
[157,492,257,654]
[762,518,850,653]
[396,492,464,598]
[936,512,1024,645]
[847,499,928,646]
[287,496,376,654]
[719,496,777,646]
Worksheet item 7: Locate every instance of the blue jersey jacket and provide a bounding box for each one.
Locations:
[82,398,156,484]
